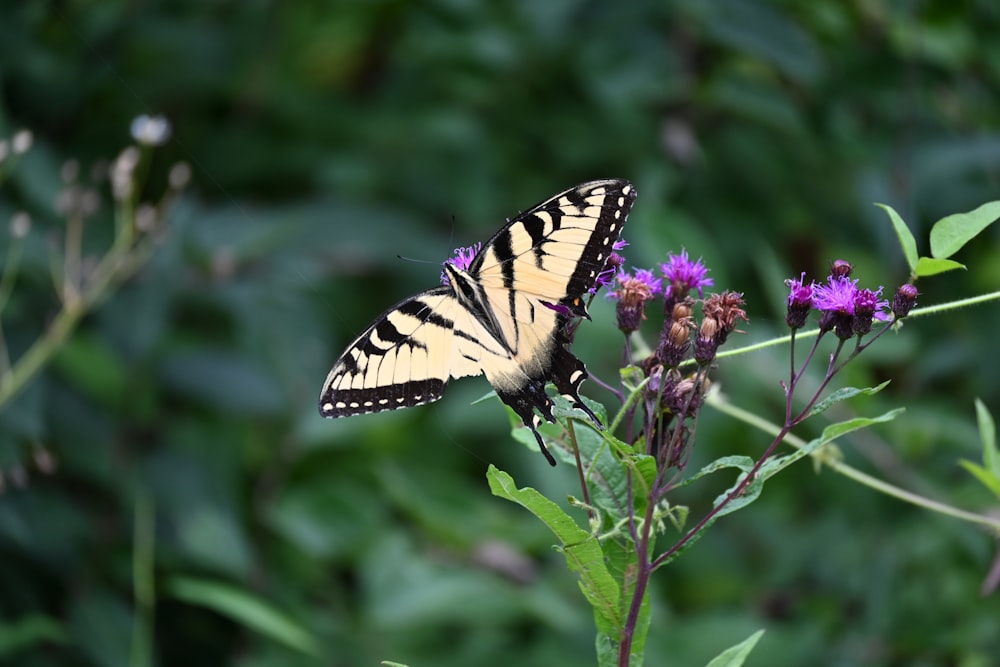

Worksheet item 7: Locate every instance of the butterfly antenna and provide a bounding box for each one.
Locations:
[395,255,438,264]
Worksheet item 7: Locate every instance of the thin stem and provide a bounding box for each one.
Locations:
[652,421,790,570]
[0,239,153,408]
[0,234,24,316]
[716,291,1000,364]
[63,212,83,306]
[707,392,1000,534]
[618,467,655,667]
[568,421,592,510]
[129,487,155,667]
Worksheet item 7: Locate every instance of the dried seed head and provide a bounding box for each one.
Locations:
[61,159,80,184]
[168,161,192,190]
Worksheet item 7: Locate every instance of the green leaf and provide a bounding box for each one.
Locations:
[876,203,918,272]
[487,466,622,634]
[975,398,999,476]
[165,577,321,656]
[52,333,128,410]
[0,614,67,656]
[705,629,766,667]
[713,409,905,519]
[914,256,966,277]
[929,200,1000,259]
[806,381,890,419]
[959,399,1000,499]
[680,455,756,488]
[382,662,412,667]
[958,460,1000,499]
[601,538,651,666]
[763,408,906,477]
[819,408,905,441]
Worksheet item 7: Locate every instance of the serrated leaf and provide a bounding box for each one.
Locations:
[876,203,918,272]
[806,381,890,419]
[929,200,1000,259]
[678,455,755,488]
[602,538,650,663]
[820,408,905,441]
[165,577,320,656]
[487,466,622,633]
[915,256,966,277]
[705,629,765,667]
[712,409,904,520]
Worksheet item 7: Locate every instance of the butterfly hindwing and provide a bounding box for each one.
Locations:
[319,289,458,418]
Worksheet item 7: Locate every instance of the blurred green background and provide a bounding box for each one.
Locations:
[2,1,1000,665]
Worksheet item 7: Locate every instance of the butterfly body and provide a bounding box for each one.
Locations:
[319,179,636,464]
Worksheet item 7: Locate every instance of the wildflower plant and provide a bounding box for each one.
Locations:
[0,118,186,483]
[484,202,1000,667]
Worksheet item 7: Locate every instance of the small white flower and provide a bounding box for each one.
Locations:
[111,146,141,201]
[130,114,171,146]
[12,129,33,154]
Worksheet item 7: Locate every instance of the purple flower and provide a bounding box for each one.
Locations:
[608,268,662,333]
[813,275,858,314]
[812,275,888,338]
[440,242,481,285]
[661,249,713,300]
[813,275,858,338]
[784,273,815,330]
[892,284,919,318]
[852,287,890,334]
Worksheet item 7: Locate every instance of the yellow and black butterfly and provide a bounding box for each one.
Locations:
[319,179,636,464]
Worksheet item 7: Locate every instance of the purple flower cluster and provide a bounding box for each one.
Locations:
[784,262,917,339]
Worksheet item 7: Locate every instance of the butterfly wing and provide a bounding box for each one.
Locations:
[318,286,514,418]
[464,179,636,430]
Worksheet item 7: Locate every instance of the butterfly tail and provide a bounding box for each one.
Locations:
[494,381,558,466]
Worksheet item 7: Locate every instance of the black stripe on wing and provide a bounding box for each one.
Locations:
[468,179,636,300]
[319,288,455,418]
[557,180,635,298]
[319,378,448,417]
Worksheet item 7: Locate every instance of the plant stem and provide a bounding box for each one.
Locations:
[618,468,655,667]
[130,488,155,667]
[0,240,152,408]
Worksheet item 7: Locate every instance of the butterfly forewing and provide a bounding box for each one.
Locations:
[471,179,636,301]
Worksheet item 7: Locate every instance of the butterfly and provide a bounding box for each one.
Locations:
[319,179,636,465]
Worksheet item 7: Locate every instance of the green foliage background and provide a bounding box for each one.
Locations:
[2,1,1000,665]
